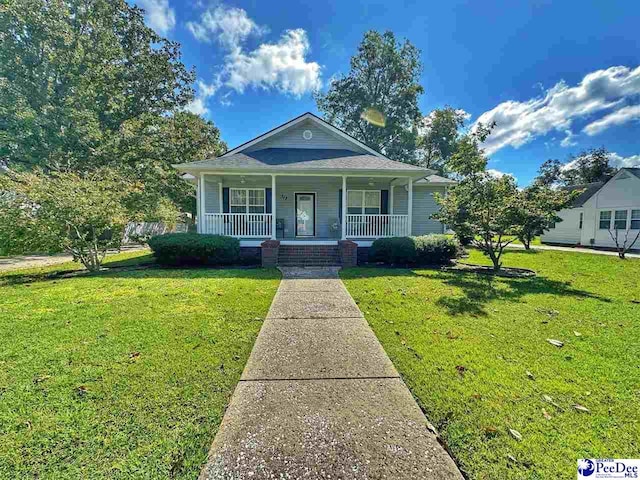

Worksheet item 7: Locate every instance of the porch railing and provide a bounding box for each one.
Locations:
[202,213,273,238]
[346,214,410,238]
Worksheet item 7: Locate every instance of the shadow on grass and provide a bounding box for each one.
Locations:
[342,266,611,317]
[0,259,280,287]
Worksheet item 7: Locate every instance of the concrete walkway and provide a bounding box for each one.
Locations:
[200,267,462,480]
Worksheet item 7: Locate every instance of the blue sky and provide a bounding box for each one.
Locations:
[136,0,640,184]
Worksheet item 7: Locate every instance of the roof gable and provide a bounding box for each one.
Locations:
[222,112,383,158]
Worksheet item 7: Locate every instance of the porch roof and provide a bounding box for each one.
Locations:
[174,148,431,177]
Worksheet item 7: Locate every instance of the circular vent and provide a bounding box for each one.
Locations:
[303,129,313,140]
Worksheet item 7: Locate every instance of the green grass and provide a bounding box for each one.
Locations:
[341,250,640,480]
[0,255,280,479]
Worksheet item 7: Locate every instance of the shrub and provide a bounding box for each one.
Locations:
[148,233,240,266]
[369,235,460,266]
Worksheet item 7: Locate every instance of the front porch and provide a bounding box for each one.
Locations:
[196,173,415,243]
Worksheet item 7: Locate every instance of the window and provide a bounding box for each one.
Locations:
[599,211,611,230]
[631,210,640,230]
[230,188,265,214]
[614,210,628,230]
[579,212,583,229]
[347,190,381,215]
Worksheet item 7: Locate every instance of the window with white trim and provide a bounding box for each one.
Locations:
[230,188,265,214]
[631,210,640,230]
[599,210,611,230]
[614,210,628,230]
[347,190,381,215]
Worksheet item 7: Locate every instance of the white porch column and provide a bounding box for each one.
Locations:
[271,174,277,239]
[407,177,413,236]
[341,175,347,240]
[390,185,394,214]
[199,174,206,233]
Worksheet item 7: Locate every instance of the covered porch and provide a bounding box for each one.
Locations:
[195,173,416,243]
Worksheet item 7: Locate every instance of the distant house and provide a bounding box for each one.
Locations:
[541,168,640,249]
[173,112,455,265]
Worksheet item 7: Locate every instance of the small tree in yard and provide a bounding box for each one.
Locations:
[512,185,574,250]
[434,173,520,271]
[608,223,640,260]
[0,169,177,271]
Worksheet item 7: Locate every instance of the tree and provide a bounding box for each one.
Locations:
[433,173,520,271]
[563,148,617,184]
[315,30,423,162]
[0,168,178,270]
[512,185,574,249]
[416,107,467,172]
[0,0,221,212]
[534,149,617,186]
[608,222,640,259]
[446,122,495,177]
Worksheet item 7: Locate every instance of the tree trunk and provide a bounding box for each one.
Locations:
[522,238,531,250]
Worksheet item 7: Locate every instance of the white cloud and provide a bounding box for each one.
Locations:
[487,168,517,181]
[138,0,175,35]
[583,104,640,136]
[186,4,267,50]
[560,129,578,147]
[474,66,640,155]
[187,5,321,98]
[185,79,220,116]
[224,29,321,96]
[609,152,640,168]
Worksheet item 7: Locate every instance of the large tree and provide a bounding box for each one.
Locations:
[1,0,224,210]
[315,30,423,162]
[416,106,468,172]
[534,148,617,186]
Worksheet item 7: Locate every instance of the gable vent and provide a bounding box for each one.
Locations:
[303,129,313,140]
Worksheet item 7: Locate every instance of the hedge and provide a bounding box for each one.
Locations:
[369,235,461,266]
[147,233,240,266]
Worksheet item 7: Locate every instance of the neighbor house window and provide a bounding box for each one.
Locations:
[230,188,265,214]
[614,210,628,230]
[347,190,381,215]
[631,210,640,230]
[599,211,611,230]
[579,212,583,229]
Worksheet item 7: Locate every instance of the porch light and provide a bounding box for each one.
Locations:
[368,178,374,186]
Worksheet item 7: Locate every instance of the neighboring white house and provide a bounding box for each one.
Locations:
[173,112,454,265]
[541,168,640,249]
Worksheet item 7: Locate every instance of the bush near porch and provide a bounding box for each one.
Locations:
[148,233,240,266]
[369,234,461,265]
[0,252,280,478]
[341,249,640,480]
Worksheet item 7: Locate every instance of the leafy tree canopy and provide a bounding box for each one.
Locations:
[1,0,226,210]
[315,30,424,163]
[416,106,468,172]
[534,148,617,186]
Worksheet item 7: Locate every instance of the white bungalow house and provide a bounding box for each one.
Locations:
[541,168,640,250]
[174,112,455,266]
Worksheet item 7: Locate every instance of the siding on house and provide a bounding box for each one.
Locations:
[245,119,368,152]
[391,185,445,234]
[540,208,583,245]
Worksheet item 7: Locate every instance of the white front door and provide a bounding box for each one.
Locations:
[295,193,315,236]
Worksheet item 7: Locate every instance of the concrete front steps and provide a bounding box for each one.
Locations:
[277,245,341,267]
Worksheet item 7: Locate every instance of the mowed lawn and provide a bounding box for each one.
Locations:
[0,252,280,479]
[342,250,640,480]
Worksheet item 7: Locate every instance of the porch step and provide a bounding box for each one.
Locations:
[277,245,341,267]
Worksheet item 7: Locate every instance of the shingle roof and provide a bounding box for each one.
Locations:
[174,148,428,173]
[415,174,457,185]
[626,167,640,179]
[563,182,605,207]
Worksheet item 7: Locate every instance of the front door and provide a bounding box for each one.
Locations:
[295,193,316,237]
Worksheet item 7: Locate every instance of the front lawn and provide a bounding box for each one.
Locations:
[0,255,280,478]
[341,250,640,480]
